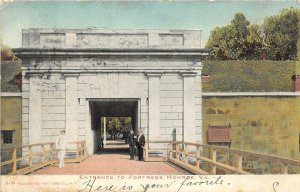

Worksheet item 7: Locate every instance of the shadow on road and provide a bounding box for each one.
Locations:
[96,139,129,154]
[96,147,129,154]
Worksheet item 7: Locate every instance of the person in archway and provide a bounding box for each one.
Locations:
[136,130,145,161]
[127,130,136,160]
[56,129,67,168]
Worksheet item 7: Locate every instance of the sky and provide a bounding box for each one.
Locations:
[0,0,299,48]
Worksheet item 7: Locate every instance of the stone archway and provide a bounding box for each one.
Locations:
[14,28,208,155]
[89,98,139,154]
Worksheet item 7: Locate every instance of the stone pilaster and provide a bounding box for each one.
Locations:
[182,72,197,142]
[147,73,162,141]
[64,73,79,142]
[28,75,42,144]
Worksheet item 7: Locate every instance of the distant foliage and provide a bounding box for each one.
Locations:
[225,13,250,59]
[0,37,16,61]
[1,44,14,61]
[202,60,296,92]
[245,25,263,60]
[104,117,132,139]
[264,8,299,60]
[1,61,22,92]
[206,13,261,60]
[206,8,299,60]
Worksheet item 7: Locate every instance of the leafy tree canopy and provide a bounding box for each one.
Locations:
[1,45,14,61]
[206,8,300,61]
[264,8,299,60]
[0,38,16,61]
[206,12,257,60]
[104,117,132,139]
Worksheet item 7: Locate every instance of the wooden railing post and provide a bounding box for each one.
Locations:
[210,148,217,174]
[145,144,148,159]
[169,142,173,159]
[84,141,87,155]
[80,142,83,157]
[280,162,288,174]
[76,142,79,159]
[29,146,33,167]
[12,148,17,174]
[196,146,200,169]
[176,143,180,160]
[79,142,83,162]
[50,143,54,161]
[234,154,243,173]
[41,144,45,163]
[81,141,85,156]
[184,144,188,164]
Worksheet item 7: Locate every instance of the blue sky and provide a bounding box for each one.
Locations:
[0,0,298,48]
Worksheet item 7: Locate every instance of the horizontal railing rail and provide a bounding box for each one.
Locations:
[144,140,300,175]
[143,140,170,162]
[1,140,88,175]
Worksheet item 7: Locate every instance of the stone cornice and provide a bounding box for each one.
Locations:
[145,72,163,77]
[181,72,198,77]
[23,68,200,74]
[13,48,210,59]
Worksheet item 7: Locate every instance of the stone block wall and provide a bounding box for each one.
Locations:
[22,74,67,144]
[160,74,184,141]
[41,75,66,141]
[202,97,300,160]
[21,72,29,145]
[195,74,202,143]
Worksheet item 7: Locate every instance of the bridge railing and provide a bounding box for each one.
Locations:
[66,141,88,163]
[144,141,300,174]
[0,140,88,175]
[144,141,170,162]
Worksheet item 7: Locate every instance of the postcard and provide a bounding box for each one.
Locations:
[1,1,300,192]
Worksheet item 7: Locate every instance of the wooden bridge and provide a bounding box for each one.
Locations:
[1,140,300,175]
[1,141,88,175]
[145,141,300,174]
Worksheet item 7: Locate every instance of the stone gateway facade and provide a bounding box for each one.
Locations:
[14,29,208,154]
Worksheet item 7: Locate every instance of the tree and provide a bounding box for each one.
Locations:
[105,117,132,139]
[0,44,14,61]
[106,117,121,140]
[225,13,250,59]
[245,25,263,60]
[206,13,251,60]
[263,8,299,60]
[206,26,228,60]
[206,8,299,61]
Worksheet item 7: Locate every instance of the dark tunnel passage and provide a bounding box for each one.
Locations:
[89,99,140,154]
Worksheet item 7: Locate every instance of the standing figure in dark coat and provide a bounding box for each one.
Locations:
[127,130,136,160]
[136,130,146,161]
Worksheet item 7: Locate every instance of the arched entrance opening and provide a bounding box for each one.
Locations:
[89,99,140,154]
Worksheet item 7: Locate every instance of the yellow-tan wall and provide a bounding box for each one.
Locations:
[203,96,300,160]
[1,97,22,147]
